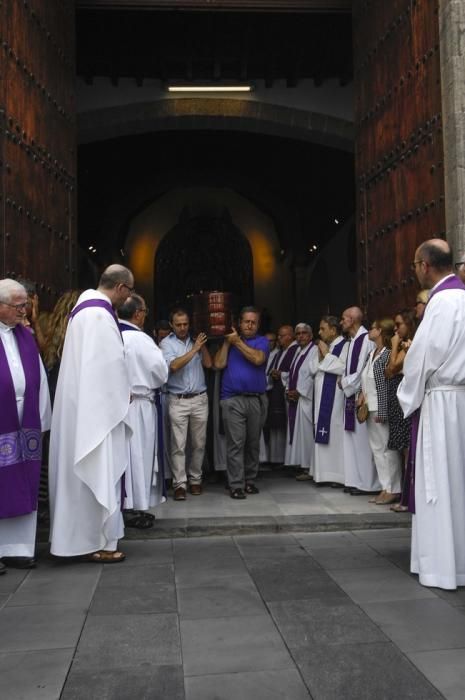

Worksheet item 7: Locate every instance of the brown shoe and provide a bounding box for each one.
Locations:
[190,484,202,496]
[174,487,186,501]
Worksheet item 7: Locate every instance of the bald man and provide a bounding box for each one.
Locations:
[398,239,465,589]
[340,306,380,494]
[49,265,134,562]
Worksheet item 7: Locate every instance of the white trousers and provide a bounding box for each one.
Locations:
[168,393,208,488]
[366,413,402,492]
[0,511,37,558]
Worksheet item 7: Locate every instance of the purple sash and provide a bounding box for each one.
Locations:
[119,322,139,333]
[344,332,368,432]
[279,344,299,373]
[0,324,42,518]
[315,338,347,444]
[288,342,314,444]
[70,298,121,338]
[155,390,167,498]
[403,274,465,513]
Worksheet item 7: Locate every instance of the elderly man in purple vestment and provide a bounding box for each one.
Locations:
[49,265,134,563]
[0,279,51,573]
[398,239,465,589]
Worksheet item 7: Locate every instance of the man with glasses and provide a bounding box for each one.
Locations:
[0,279,51,573]
[398,238,465,589]
[118,294,168,528]
[49,264,134,563]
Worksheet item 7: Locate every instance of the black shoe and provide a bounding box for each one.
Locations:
[330,482,344,488]
[0,561,6,575]
[343,486,352,493]
[1,557,36,569]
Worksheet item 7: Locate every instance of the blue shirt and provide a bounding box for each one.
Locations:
[221,335,269,399]
[160,333,207,394]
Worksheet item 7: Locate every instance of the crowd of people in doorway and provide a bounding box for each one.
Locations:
[0,238,465,591]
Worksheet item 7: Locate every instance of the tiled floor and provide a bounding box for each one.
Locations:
[1,529,465,699]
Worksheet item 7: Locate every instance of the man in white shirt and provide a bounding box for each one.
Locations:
[0,279,51,572]
[118,295,169,528]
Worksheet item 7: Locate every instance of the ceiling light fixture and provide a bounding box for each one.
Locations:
[167,85,253,93]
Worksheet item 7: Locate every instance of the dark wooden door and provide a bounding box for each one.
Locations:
[0,1,76,306]
[353,0,445,319]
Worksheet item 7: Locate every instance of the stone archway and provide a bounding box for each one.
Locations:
[78,98,354,153]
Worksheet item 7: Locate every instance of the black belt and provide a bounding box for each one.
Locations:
[170,391,207,399]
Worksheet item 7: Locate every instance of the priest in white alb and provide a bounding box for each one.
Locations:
[284,323,318,474]
[398,238,465,590]
[310,315,348,486]
[0,279,51,572]
[118,294,169,528]
[49,265,134,563]
[340,306,380,494]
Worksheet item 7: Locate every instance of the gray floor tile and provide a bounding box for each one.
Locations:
[329,565,436,603]
[175,557,248,587]
[248,560,346,602]
[234,533,298,547]
[174,536,234,551]
[0,595,8,610]
[118,539,174,565]
[294,532,362,548]
[177,574,266,619]
[181,614,293,675]
[432,587,465,608]
[352,528,412,540]
[293,641,443,700]
[0,605,86,652]
[61,664,185,700]
[238,545,311,562]
[308,545,389,570]
[0,649,74,700]
[0,568,29,594]
[269,597,387,647]
[407,648,465,700]
[7,568,101,607]
[185,668,310,700]
[362,598,465,652]
[90,563,176,615]
[74,613,181,669]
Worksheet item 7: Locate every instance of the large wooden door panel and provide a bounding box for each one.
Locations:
[0,1,76,305]
[354,0,445,319]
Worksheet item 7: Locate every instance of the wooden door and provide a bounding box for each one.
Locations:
[0,1,76,306]
[353,0,445,319]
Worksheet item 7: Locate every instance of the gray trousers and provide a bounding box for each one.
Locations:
[220,394,268,490]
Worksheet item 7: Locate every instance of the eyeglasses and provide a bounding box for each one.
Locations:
[454,262,465,271]
[121,283,135,293]
[0,301,28,311]
[410,259,424,271]
[138,307,149,314]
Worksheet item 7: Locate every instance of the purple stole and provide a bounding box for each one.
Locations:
[315,338,347,444]
[267,345,298,430]
[70,298,121,338]
[287,342,314,444]
[119,322,139,333]
[405,274,465,514]
[344,332,368,431]
[0,324,42,518]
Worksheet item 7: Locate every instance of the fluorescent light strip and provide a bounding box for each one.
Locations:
[168,85,252,93]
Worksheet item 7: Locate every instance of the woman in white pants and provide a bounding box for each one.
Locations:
[359,318,402,505]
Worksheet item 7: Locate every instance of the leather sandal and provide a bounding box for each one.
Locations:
[244,483,259,494]
[84,550,126,564]
[230,488,246,499]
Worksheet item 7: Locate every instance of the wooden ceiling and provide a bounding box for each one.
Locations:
[76,7,353,86]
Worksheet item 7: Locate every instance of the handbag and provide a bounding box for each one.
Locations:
[356,401,368,423]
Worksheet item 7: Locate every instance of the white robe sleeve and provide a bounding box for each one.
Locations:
[39,358,52,431]
[341,336,373,397]
[319,343,347,376]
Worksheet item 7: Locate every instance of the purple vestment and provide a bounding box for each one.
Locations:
[287,343,314,444]
[0,324,42,518]
[344,333,368,432]
[315,338,347,444]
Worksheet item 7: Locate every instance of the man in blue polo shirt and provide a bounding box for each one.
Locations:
[214,306,269,499]
[160,308,211,501]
